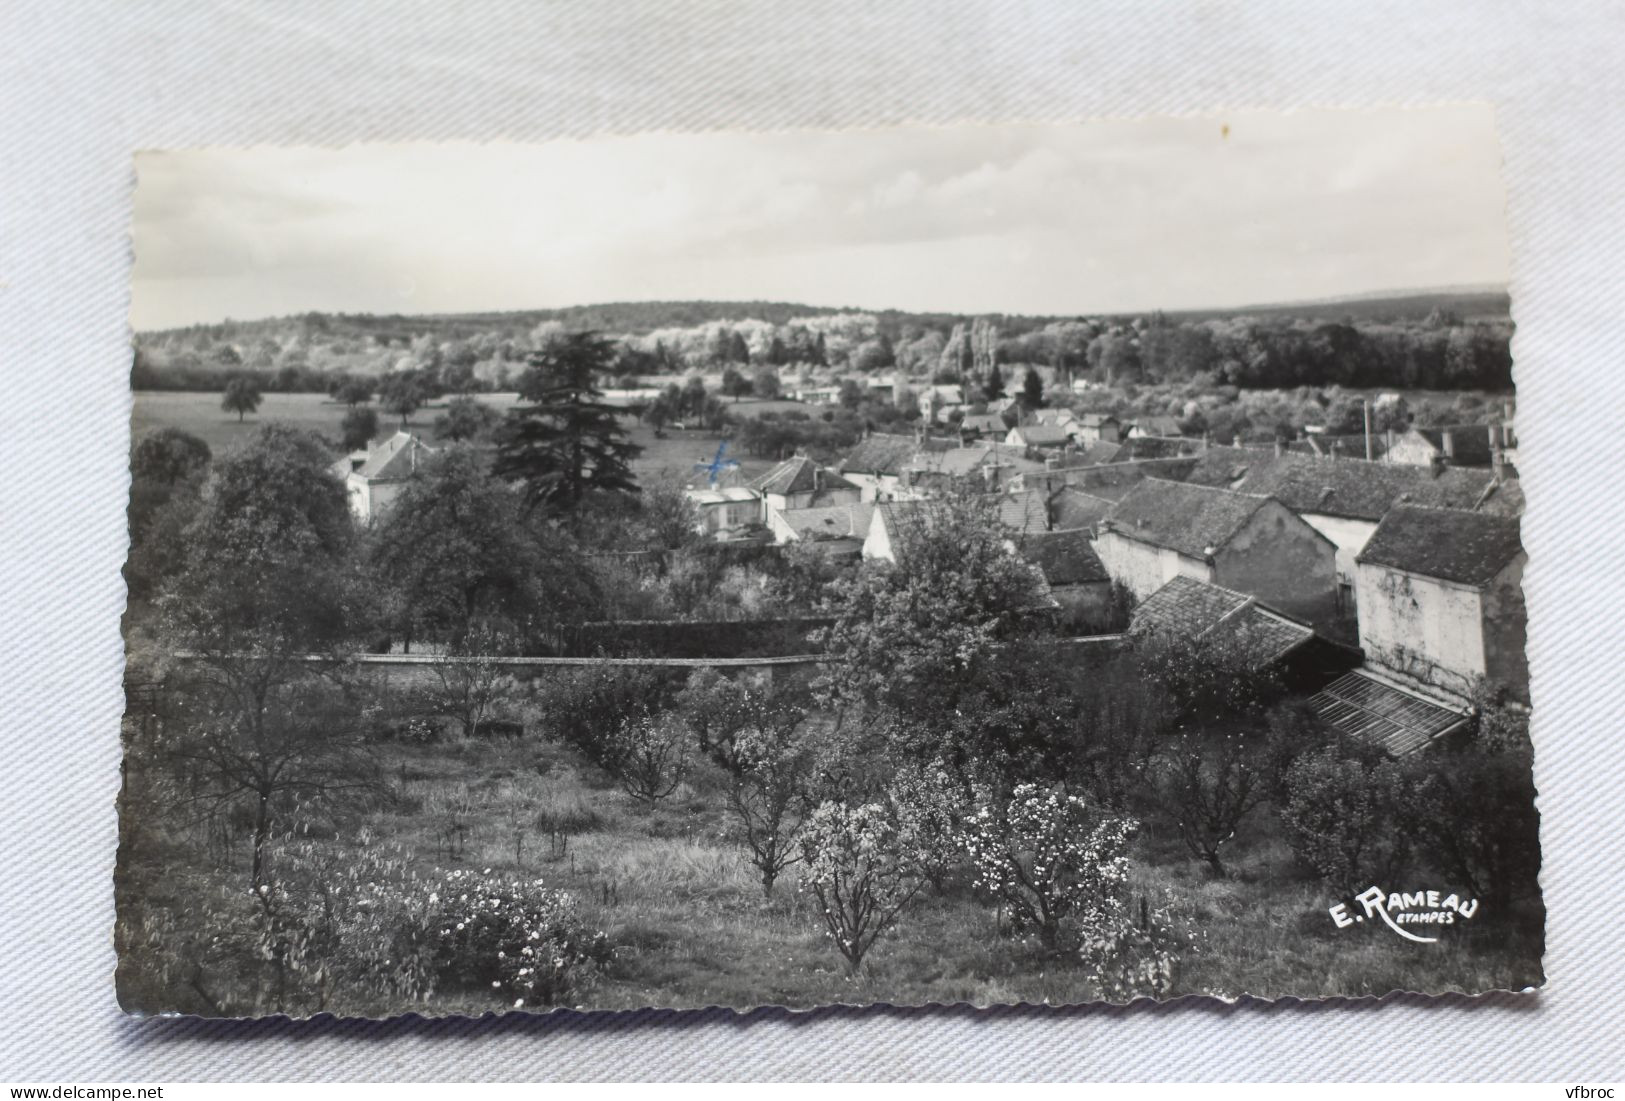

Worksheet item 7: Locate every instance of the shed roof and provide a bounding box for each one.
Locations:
[1357,506,1523,587]
[1129,576,1315,666]
[1310,670,1471,755]
[1105,479,1276,558]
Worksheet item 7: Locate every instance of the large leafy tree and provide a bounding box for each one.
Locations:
[493,332,643,514]
[160,424,360,661]
[220,376,262,422]
[126,429,212,602]
[819,488,1050,781]
[152,426,374,886]
[368,446,599,649]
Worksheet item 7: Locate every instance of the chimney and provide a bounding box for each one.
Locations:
[1273,438,1284,458]
[1441,429,1455,460]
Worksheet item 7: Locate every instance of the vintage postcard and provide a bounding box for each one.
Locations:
[117,105,1539,1018]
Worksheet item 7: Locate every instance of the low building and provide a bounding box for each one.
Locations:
[793,385,842,405]
[768,501,876,547]
[1014,528,1113,632]
[1127,414,1182,440]
[1353,506,1527,702]
[1386,424,1510,470]
[906,444,1046,494]
[958,412,1008,441]
[1096,478,1338,625]
[1005,423,1073,450]
[1075,412,1122,444]
[838,434,925,502]
[330,431,437,523]
[1129,575,1317,669]
[686,485,764,538]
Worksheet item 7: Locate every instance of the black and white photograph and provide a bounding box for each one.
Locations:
[116,105,1540,1018]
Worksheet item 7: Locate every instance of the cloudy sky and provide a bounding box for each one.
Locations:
[130,105,1509,331]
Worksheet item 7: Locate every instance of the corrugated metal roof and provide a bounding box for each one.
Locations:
[1310,670,1470,756]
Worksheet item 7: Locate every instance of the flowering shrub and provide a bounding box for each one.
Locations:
[961,783,1138,950]
[887,761,968,892]
[608,712,688,803]
[1081,895,1201,1003]
[726,714,817,896]
[798,802,923,974]
[426,868,612,1008]
[249,836,441,1012]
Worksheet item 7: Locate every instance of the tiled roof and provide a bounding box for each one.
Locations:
[1017,528,1109,586]
[910,445,1046,480]
[1009,424,1072,448]
[355,432,436,481]
[838,433,951,477]
[1079,412,1119,427]
[1076,441,1124,465]
[1132,575,1250,636]
[749,455,855,496]
[1105,479,1274,558]
[1048,487,1116,531]
[998,488,1050,533]
[1311,670,1470,756]
[1180,447,1495,522]
[960,413,1007,434]
[777,502,875,541]
[1357,506,1523,587]
[1130,576,1314,666]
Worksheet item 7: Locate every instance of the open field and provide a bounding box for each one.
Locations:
[130,390,776,485]
[116,707,1544,1017]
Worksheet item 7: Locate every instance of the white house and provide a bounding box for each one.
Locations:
[918,384,966,424]
[686,486,764,538]
[748,454,862,515]
[1353,506,1527,703]
[329,431,437,523]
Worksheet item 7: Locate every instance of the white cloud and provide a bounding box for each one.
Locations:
[130,106,1510,329]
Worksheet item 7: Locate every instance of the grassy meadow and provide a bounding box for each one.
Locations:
[130,390,781,485]
[116,696,1545,1017]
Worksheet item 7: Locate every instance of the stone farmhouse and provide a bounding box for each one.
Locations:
[1095,478,1338,626]
[1353,506,1528,703]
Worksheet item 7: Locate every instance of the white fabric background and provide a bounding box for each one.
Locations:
[2,0,1622,1081]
